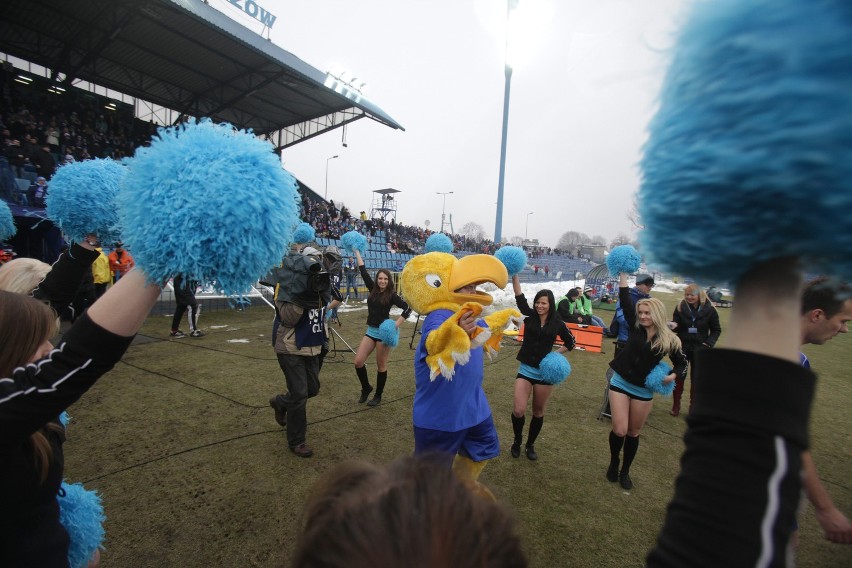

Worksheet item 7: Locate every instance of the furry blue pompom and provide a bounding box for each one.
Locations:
[58,482,105,568]
[606,245,641,276]
[341,231,367,254]
[292,222,315,244]
[538,352,571,385]
[639,0,852,282]
[645,362,675,396]
[45,159,126,244]
[378,319,400,348]
[0,200,15,240]
[494,246,527,277]
[118,119,300,293]
[59,411,70,427]
[425,233,453,253]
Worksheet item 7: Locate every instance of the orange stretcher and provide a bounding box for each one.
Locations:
[515,322,604,353]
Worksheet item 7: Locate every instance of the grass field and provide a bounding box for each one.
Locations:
[63,290,851,567]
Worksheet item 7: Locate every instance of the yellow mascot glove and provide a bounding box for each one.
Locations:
[481,308,523,359]
[424,302,485,381]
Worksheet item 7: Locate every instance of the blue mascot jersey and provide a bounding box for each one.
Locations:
[413,309,491,432]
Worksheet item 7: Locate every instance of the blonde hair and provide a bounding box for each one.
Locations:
[635,297,682,355]
[678,283,709,312]
[0,257,51,294]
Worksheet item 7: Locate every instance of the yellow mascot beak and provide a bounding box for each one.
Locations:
[447,254,508,306]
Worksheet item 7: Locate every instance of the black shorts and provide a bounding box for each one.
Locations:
[608,383,653,402]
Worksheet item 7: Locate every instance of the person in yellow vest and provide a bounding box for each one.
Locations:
[91,241,111,299]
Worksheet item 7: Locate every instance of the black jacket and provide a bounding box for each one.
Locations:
[672,300,721,353]
[515,294,575,366]
[359,265,411,327]
[648,349,814,567]
[609,287,688,386]
[0,315,133,567]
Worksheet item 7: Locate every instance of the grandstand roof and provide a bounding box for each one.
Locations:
[0,0,404,150]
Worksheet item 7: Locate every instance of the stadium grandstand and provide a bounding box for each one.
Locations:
[0,0,595,311]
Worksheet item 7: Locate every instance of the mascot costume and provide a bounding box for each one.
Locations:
[400,233,521,491]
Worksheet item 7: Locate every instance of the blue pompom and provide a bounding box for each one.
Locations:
[58,482,106,568]
[59,411,70,427]
[494,246,527,277]
[639,0,852,282]
[292,222,315,244]
[45,159,126,244]
[118,119,300,293]
[341,231,367,254]
[378,319,400,348]
[606,245,641,277]
[0,200,15,241]
[425,233,453,253]
[645,361,675,396]
[538,352,571,385]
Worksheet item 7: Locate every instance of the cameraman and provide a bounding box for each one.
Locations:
[268,245,341,458]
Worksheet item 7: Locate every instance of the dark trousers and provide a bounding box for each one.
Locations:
[172,301,198,332]
[345,273,358,298]
[275,353,321,448]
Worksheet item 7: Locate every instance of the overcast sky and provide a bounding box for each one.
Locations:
[213,0,689,248]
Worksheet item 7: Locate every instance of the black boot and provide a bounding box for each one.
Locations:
[526,416,544,460]
[368,370,387,406]
[356,366,372,403]
[510,413,525,458]
[607,431,624,482]
[620,435,639,490]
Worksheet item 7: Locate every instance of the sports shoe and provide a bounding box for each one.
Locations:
[170,330,186,338]
[525,444,538,461]
[606,462,619,482]
[358,385,374,404]
[269,396,286,427]
[290,443,313,458]
[367,395,382,407]
[190,330,205,337]
[619,472,633,490]
[510,442,521,459]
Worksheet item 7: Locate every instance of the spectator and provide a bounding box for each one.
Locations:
[170,274,204,338]
[669,284,721,416]
[27,176,48,208]
[107,242,134,282]
[292,456,527,568]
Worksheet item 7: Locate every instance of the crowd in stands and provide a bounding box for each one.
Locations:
[0,67,598,271]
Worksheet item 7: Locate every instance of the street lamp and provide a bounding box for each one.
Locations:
[437,191,454,233]
[525,211,533,240]
[324,154,339,200]
[494,0,519,244]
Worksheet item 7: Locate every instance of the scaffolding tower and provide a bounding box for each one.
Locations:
[370,188,401,223]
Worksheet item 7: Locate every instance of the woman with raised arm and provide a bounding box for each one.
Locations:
[509,274,575,460]
[606,272,687,490]
[0,268,161,567]
[352,249,411,406]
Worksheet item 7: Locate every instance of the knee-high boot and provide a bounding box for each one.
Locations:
[525,416,544,460]
[356,366,372,403]
[620,435,640,490]
[671,377,684,416]
[510,414,525,458]
[607,431,624,482]
[367,371,386,406]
